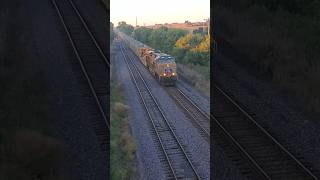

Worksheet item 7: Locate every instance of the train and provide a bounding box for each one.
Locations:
[116,29,177,86]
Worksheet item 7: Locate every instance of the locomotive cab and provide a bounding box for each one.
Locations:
[155,54,177,86]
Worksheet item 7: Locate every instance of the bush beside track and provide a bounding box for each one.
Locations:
[178,63,210,97]
[110,44,137,179]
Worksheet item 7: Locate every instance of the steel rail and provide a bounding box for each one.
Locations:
[123,44,210,141]
[213,84,319,179]
[166,87,210,141]
[52,0,109,128]
[120,42,201,179]
[67,0,110,67]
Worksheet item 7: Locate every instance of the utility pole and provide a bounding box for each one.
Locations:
[136,16,137,27]
[207,18,210,36]
[204,18,209,36]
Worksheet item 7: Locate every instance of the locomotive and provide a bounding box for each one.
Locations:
[116,29,177,86]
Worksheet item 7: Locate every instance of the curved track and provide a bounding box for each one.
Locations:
[52,0,109,153]
[119,42,201,179]
[212,84,319,179]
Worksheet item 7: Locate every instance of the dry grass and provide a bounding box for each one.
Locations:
[111,100,137,179]
[110,55,137,179]
[113,102,129,114]
[178,63,210,97]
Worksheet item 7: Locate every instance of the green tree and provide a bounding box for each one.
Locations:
[131,26,210,65]
[174,33,210,65]
[193,27,204,34]
[192,35,210,52]
[184,51,209,66]
[110,22,115,43]
[189,33,204,47]
[133,26,188,54]
[175,33,205,50]
[176,34,193,49]
[172,47,188,63]
[133,27,153,44]
[117,21,134,36]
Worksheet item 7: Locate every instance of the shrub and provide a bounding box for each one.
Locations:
[113,102,129,115]
[110,56,137,179]
[0,128,65,180]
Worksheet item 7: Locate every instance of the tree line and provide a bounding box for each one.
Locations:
[117,22,210,66]
[110,22,114,43]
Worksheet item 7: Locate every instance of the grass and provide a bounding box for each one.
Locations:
[177,63,210,97]
[110,46,137,179]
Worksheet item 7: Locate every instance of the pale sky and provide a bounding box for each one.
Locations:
[111,0,210,26]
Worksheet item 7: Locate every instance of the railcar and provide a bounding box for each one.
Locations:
[117,30,177,86]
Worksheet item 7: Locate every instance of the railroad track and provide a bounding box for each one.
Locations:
[212,84,319,179]
[123,43,210,143]
[119,42,201,179]
[52,0,109,154]
[166,87,210,142]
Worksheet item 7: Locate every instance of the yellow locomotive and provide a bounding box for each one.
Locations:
[117,30,177,85]
[139,48,177,85]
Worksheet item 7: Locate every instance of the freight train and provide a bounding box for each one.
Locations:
[116,29,177,86]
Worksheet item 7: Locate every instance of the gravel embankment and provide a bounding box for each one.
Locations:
[114,41,210,179]
[176,80,210,114]
[113,41,166,180]
[214,51,320,177]
[127,46,210,179]
[174,52,248,179]
[212,141,249,180]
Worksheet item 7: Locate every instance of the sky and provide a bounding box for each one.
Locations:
[110,0,210,26]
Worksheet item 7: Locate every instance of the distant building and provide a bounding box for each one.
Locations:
[142,21,208,34]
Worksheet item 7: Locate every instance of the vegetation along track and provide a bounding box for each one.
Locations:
[119,42,201,179]
[166,87,210,142]
[52,0,109,153]
[212,84,319,179]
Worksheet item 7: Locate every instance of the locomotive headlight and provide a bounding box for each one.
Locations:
[172,73,175,75]
[163,73,166,76]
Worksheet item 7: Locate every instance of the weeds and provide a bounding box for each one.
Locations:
[110,50,137,179]
[178,63,210,97]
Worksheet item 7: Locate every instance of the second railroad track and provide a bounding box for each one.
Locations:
[120,42,201,179]
[52,0,109,154]
[166,87,210,142]
[212,84,319,179]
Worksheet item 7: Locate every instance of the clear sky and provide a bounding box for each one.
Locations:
[111,0,210,26]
